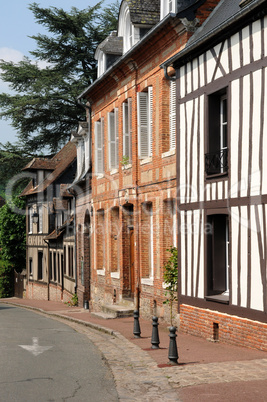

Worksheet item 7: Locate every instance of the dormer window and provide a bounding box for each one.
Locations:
[161,0,177,20]
[95,32,123,77]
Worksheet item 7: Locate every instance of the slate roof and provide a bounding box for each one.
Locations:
[125,0,160,26]
[162,0,266,68]
[20,141,76,196]
[96,31,123,55]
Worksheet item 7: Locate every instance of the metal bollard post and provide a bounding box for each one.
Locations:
[151,316,160,349]
[168,326,178,364]
[133,310,141,338]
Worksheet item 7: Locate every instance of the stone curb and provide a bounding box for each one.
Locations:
[0,301,126,341]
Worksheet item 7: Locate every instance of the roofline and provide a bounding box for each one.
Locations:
[77,12,176,100]
[161,0,267,69]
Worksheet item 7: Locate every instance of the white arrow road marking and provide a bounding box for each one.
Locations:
[19,337,53,356]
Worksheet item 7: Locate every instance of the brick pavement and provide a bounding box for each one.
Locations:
[1,298,267,401]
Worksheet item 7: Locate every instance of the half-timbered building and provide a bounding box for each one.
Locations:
[21,142,77,302]
[162,0,267,350]
[73,0,220,320]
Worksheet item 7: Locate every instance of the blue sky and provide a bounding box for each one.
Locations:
[0,0,114,146]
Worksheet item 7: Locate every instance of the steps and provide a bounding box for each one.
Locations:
[92,299,135,319]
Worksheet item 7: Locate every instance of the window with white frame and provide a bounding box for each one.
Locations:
[160,0,177,20]
[137,87,153,159]
[95,118,104,174]
[169,80,176,150]
[108,109,119,170]
[28,206,33,233]
[123,99,132,163]
[38,205,43,233]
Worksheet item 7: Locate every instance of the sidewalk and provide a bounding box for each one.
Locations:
[1,298,267,401]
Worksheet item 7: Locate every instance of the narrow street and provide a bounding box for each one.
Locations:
[0,304,118,401]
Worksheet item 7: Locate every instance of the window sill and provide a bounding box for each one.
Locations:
[111,272,120,279]
[140,157,152,165]
[122,163,132,171]
[205,294,229,304]
[110,168,119,175]
[205,172,228,181]
[141,277,153,286]
[162,149,176,158]
[96,174,104,179]
[97,269,105,276]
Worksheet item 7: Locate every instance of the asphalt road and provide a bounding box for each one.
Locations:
[0,304,118,402]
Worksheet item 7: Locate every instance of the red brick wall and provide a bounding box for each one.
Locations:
[180,304,267,352]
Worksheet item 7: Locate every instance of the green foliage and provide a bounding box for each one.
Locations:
[0,142,33,191]
[120,155,130,167]
[0,259,14,298]
[0,197,26,272]
[65,293,78,307]
[163,246,178,326]
[0,1,119,156]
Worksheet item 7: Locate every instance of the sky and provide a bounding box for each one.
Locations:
[0,0,114,146]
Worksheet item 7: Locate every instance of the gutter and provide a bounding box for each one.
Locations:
[161,0,267,69]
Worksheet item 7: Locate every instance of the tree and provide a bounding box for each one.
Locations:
[0,197,26,272]
[0,1,119,157]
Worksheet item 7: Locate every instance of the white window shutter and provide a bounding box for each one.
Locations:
[128,98,132,162]
[137,92,149,158]
[115,108,119,168]
[170,80,176,149]
[123,102,129,157]
[95,121,103,174]
[148,86,153,157]
[108,112,116,170]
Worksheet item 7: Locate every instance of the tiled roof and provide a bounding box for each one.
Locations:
[126,0,160,25]
[22,158,56,171]
[20,141,76,197]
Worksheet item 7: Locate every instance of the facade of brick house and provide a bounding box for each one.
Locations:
[162,0,267,350]
[72,0,220,321]
[21,142,77,302]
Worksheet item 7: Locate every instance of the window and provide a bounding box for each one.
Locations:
[169,81,176,150]
[95,118,104,174]
[160,0,177,19]
[38,251,43,280]
[28,207,33,233]
[123,99,132,163]
[68,246,74,278]
[63,246,66,275]
[29,258,33,277]
[206,214,229,300]
[137,87,153,159]
[38,205,42,233]
[108,109,119,170]
[53,252,57,282]
[205,89,228,175]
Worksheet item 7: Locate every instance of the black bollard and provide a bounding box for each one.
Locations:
[151,316,160,349]
[133,310,141,338]
[168,326,178,364]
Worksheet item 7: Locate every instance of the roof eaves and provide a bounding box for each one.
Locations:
[78,12,176,101]
[161,0,266,69]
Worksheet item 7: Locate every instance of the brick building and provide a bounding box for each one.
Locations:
[71,0,220,321]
